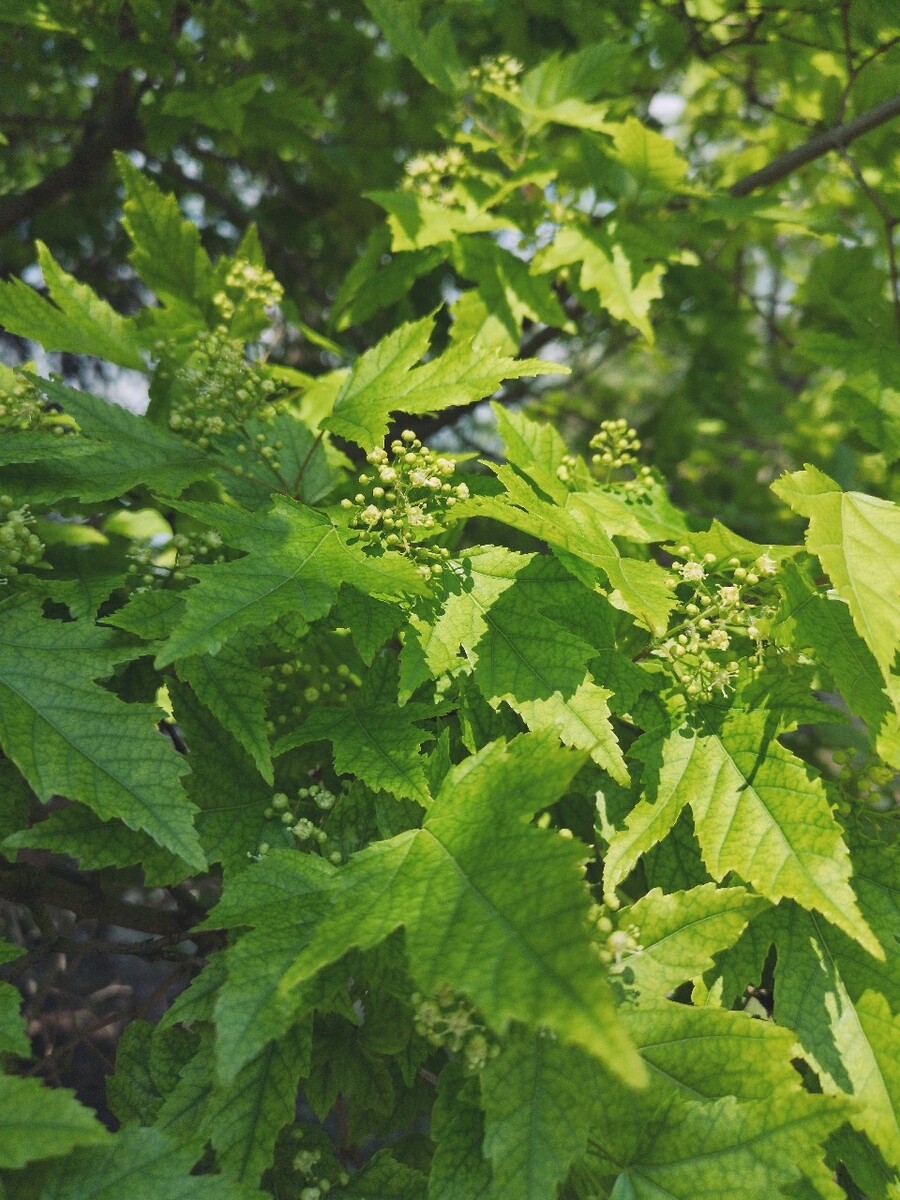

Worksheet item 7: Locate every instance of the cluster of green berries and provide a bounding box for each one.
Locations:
[468,53,524,91]
[654,548,780,702]
[0,373,64,433]
[288,1142,348,1200]
[262,649,361,733]
[212,258,283,322]
[0,497,44,581]
[588,903,643,972]
[557,419,654,496]
[126,529,226,591]
[402,145,468,201]
[412,984,499,1074]
[341,431,467,579]
[832,750,898,814]
[168,329,281,449]
[253,784,343,864]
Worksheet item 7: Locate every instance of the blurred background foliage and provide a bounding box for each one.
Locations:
[1,0,898,537]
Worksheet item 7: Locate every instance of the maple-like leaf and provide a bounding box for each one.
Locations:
[214,734,644,1085]
[169,682,273,875]
[276,656,433,805]
[533,226,664,340]
[460,468,675,634]
[0,1075,108,1170]
[154,496,427,666]
[33,1126,264,1199]
[4,376,211,505]
[117,153,214,305]
[480,1025,595,1200]
[411,547,628,781]
[0,596,204,868]
[0,242,144,369]
[620,884,769,998]
[605,709,880,957]
[320,312,567,447]
[773,465,900,689]
[178,640,273,783]
[203,1027,311,1187]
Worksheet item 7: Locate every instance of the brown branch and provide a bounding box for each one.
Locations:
[0,73,146,238]
[729,93,900,196]
[0,859,195,937]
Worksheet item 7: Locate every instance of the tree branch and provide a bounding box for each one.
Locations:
[729,93,900,196]
[0,73,146,238]
[0,859,197,937]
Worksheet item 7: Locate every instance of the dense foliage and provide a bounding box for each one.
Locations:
[0,2,898,1197]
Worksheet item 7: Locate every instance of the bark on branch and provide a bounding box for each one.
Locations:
[729,93,900,197]
[0,859,194,937]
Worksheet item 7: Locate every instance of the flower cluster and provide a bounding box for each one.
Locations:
[467,54,524,91]
[0,497,44,582]
[0,372,63,433]
[832,750,898,814]
[341,431,467,580]
[412,984,499,1074]
[588,903,643,973]
[254,783,345,864]
[126,528,226,591]
[168,329,281,449]
[557,419,654,496]
[402,146,468,202]
[654,549,780,701]
[262,642,361,734]
[212,258,284,322]
[287,1142,348,1200]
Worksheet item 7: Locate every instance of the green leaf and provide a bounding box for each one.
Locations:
[463,471,676,634]
[619,884,769,998]
[604,723,706,895]
[277,734,645,1083]
[0,1075,108,1169]
[0,982,29,1058]
[534,227,664,341]
[203,1026,311,1186]
[209,851,333,1081]
[623,1002,813,1103]
[362,0,463,93]
[465,549,633,782]
[610,708,880,957]
[116,154,214,305]
[155,496,426,666]
[322,313,567,448]
[277,656,433,805]
[169,682,272,875]
[178,640,273,784]
[3,802,192,887]
[34,1126,263,1199]
[12,376,210,503]
[778,561,891,733]
[609,117,688,194]
[332,229,444,329]
[161,74,264,134]
[425,547,628,782]
[428,1066,493,1200]
[772,466,900,688]
[0,596,204,868]
[593,1092,848,1200]
[339,1150,426,1198]
[756,899,900,1171]
[0,243,144,369]
[451,237,574,344]
[493,404,571,505]
[480,1026,594,1200]
[364,191,507,251]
